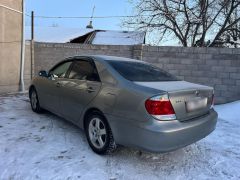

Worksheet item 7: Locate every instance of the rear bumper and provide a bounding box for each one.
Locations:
[108,109,218,152]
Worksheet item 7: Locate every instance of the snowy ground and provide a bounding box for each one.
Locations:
[0,94,240,180]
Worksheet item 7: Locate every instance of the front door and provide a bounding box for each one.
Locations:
[40,61,72,114]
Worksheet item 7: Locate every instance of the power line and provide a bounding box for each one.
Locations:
[25,14,145,19]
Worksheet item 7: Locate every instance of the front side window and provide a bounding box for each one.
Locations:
[68,60,100,81]
[108,60,179,82]
[50,61,72,78]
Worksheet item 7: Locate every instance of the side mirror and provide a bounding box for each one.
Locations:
[39,70,48,77]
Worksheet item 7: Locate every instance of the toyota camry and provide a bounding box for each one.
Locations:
[29,55,218,154]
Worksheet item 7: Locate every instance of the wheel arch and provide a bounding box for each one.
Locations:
[29,85,35,98]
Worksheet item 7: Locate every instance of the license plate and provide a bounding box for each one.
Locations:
[186,97,207,112]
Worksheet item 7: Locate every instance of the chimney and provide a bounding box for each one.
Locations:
[86,20,93,29]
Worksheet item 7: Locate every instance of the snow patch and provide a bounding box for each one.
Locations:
[0,94,240,179]
[25,26,94,43]
[92,30,145,45]
[25,27,145,45]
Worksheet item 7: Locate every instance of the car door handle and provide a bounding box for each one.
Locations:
[87,87,95,93]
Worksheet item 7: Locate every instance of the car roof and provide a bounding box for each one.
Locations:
[70,55,142,63]
[50,55,146,72]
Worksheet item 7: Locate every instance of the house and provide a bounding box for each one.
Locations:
[25,27,146,45]
[0,0,23,94]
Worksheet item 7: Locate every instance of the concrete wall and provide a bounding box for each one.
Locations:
[33,42,240,104]
[34,43,134,74]
[141,46,240,104]
[0,0,23,93]
[24,41,31,88]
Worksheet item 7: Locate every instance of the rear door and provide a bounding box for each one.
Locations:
[60,58,101,122]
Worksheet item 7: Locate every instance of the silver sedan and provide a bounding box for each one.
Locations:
[29,55,218,154]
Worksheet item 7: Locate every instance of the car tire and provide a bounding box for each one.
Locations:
[30,87,42,113]
[85,113,117,154]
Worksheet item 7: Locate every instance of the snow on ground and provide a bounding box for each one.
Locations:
[0,94,240,180]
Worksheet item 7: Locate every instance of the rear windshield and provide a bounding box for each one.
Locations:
[108,60,179,82]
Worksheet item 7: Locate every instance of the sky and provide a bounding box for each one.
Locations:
[25,0,178,45]
[25,0,133,30]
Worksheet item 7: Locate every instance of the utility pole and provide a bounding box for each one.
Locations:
[20,0,25,92]
[31,11,34,40]
[31,11,34,79]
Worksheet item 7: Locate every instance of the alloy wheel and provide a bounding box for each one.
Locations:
[88,117,107,149]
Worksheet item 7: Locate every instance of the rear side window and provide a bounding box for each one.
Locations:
[68,60,100,82]
[50,61,72,78]
[108,60,179,82]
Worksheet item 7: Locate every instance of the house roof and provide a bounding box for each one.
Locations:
[90,30,145,45]
[25,26,94,43]
[25,26,145,45]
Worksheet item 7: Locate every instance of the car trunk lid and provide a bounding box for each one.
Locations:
[134,81,214,121]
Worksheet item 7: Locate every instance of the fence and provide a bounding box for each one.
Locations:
[29,42,240,104]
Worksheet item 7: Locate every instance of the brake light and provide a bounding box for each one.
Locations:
[145,94,176,120]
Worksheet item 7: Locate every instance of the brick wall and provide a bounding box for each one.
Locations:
[33,42,240,104]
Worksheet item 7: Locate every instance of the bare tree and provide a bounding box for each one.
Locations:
[124,0,240,47]
[220,4,240,47]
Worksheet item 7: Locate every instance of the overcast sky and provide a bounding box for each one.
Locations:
[26,0,132,30]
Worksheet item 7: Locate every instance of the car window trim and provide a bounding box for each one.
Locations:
[65,61,75,79]
[66,58,101,82]
[49,59,74,79]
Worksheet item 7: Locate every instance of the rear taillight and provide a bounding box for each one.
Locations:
[145,94,176,121]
